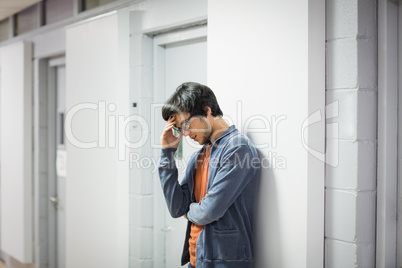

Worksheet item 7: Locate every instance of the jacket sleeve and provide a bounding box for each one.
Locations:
[186,145,258,225]
[158,148,192,218]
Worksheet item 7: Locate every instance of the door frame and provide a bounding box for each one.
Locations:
[377,0,400,267]
[49,56,67,268]
[33,55,65,268]
[149,24,207,268]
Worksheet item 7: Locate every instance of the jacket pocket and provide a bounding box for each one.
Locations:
[207,229,240,261]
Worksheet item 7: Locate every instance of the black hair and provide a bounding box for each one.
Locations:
[161,82,223,121]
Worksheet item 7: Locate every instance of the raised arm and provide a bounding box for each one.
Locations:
[158,148,192,218]
[158,116,191,218]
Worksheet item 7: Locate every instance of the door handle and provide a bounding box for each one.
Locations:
[50,195,59,210]
[161,226,172,232]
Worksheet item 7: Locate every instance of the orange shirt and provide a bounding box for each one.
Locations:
[189,145,211,267]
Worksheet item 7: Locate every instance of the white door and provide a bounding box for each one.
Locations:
[0,41,33,264]
[65,12,129,268]
[48,57,67,268]
[153,25,207,268]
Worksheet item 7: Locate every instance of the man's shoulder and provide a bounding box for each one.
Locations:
[218,128,258,155]
[223,127,254,145]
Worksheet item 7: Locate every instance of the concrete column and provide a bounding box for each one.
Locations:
[325,0,377,267]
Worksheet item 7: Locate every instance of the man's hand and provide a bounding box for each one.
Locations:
[161,116,182,149]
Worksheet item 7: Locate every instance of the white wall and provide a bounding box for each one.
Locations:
[65,11,130,268]
[0,42,33,263]
[208,0,325,267]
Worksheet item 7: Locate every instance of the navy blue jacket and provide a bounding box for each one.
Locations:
[159,125,260,268]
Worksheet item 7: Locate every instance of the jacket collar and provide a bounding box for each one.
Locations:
[203,125,237,149]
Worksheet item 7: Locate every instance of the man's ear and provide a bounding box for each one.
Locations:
[204,106,212,116]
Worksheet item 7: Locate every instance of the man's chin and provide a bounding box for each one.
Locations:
[193,134,210,145]
[194,138,203,145]
[198,138,209,145]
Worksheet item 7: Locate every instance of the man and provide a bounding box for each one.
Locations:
[158,82,260,268]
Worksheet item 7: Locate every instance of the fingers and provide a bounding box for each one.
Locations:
[164,116,179,132]
[164,116,176,129]
[161,115,183,149]
[168,115,175,123]
[163,122,176,132]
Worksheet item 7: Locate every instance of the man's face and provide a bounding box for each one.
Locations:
[173,113,212,145]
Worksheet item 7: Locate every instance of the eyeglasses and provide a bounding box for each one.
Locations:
[173,115,193,133]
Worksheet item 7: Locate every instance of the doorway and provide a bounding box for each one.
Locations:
[152,25,207,268]
[36,56,66,268]
[48,57,67,268]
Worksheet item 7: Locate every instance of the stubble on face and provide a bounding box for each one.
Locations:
[190,117,213,145]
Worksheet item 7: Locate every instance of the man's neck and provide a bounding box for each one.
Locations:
[210,117,230,144]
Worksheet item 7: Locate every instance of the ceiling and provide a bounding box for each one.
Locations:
[0,0,42,21]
